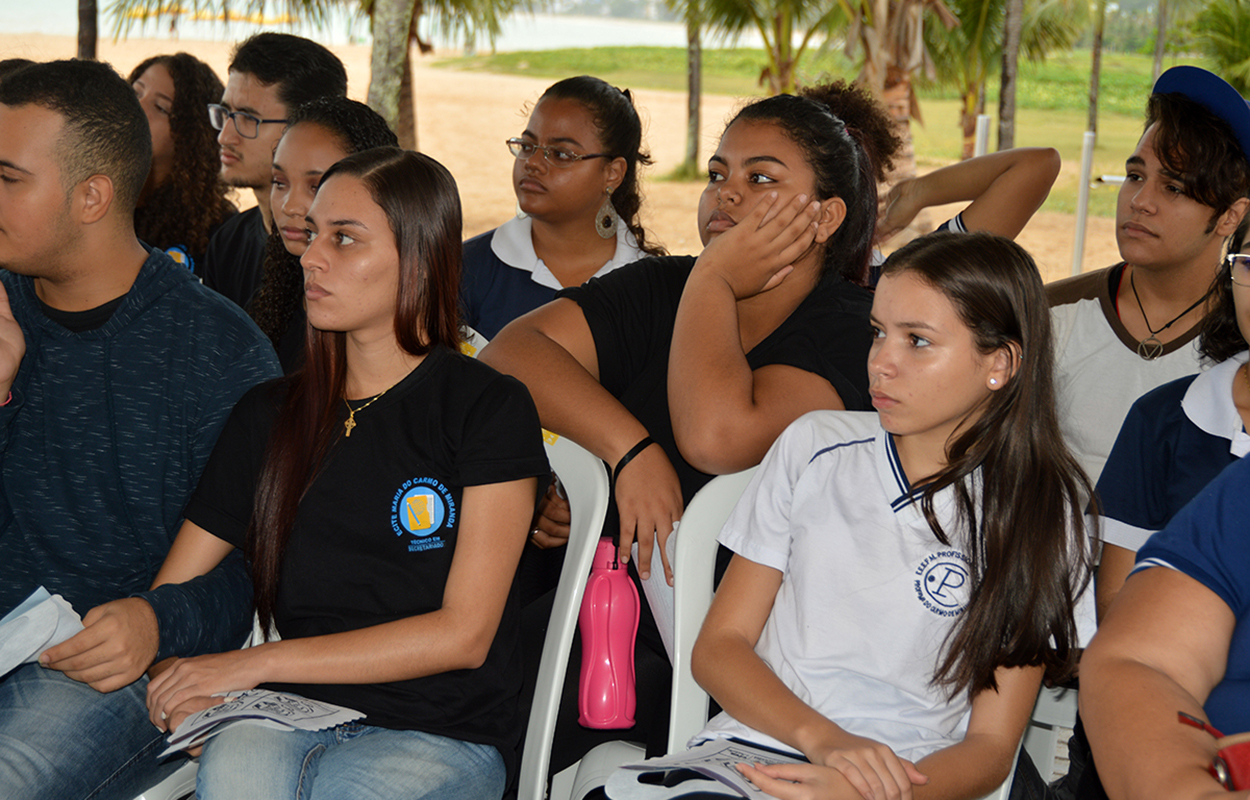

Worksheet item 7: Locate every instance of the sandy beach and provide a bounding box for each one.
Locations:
[0,32,1121,282]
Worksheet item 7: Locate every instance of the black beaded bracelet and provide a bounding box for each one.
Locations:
[612,435,655,487]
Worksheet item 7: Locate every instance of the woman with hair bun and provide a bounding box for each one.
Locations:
[129,53,237,272]
[483,80,903,766]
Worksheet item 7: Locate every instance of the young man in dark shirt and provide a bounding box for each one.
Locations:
[0,59,279,800]
[199,33,347,309]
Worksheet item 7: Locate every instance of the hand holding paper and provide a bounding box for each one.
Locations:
[0,587,83,678]
[40,596,159,692]
[160,689,364,757]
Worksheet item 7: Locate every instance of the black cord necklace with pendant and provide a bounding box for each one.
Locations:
[1130,268,1208,361]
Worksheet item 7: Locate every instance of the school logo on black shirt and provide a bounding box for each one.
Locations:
[390,477,455,553]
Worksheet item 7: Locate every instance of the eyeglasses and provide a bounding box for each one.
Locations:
[1228,253,1250,287]
[506,137,610,168]
[207,103,288,139]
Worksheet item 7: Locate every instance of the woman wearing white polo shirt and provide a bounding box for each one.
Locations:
[1094,222,1250,619]
[608,232,1095,800]
[460,75,664,341]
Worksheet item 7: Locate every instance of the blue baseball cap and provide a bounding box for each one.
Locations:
[1153,65,1250,161]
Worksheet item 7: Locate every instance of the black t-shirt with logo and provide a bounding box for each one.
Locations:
[184,344,548,774]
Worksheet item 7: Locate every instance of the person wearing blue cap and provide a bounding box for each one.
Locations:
[1046,65,1250,800]
[1048,65,1250,490]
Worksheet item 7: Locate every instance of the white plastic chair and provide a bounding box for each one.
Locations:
[132,761,197,800]
[519,433,612,800]
[554,465,1018,800]
[1022,684,1079,783]
[546,468,757,800]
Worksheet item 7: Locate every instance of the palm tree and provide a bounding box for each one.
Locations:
[106,0,526,149]
[996,0,1021,150]
[924,0,1084,157]
[1193,0,1250,94]
[701,0,851,95]
[80,0,99,59]
[844,0,958,190]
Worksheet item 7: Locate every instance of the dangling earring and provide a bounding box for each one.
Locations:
[596,187,619,240]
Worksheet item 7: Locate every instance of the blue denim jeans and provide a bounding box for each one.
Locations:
[197,720,505,800]
[0,663,187,800]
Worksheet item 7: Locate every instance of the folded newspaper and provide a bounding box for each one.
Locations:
[160,689,364,757]
[606,739,807,798]
[0,586,84,677]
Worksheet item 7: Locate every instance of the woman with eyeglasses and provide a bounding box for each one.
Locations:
[1060,227,1250,800]
[462,76,664,600]
[461,75,664,344]
[129,53,237,273]
[1093,219,1250,623]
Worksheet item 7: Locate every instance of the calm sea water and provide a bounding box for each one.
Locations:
[0,1,766,52]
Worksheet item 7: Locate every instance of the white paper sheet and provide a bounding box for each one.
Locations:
[0,587,84,676]
[160,689,364,756]
[608,738,806,798]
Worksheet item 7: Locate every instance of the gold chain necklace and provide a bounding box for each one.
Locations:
[343,385,395,438]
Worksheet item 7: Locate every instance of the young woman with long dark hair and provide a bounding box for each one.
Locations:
[608,232,1094,800]
[141,148,548,799]
[129,53,236,271]
[247,96,398,371]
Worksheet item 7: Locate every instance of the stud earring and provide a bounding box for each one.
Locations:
[596,187,619,240]
[989,378,998,386]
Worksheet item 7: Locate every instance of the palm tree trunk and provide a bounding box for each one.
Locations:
[961,86,978,160]
[77,0,97,60]
[1088,0,1107,134]
[1152,0,1168,82]
[684,17,702,174]
[398,42,417,150]
[367,0,419,146]
[997,0,1023,150]
[883,68,929,238]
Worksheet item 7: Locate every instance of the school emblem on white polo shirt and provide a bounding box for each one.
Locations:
[390,477,455,553]
[913,550,971,617]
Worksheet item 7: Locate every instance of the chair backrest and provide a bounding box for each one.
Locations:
[666,467,758,753]
[518,433,611,800]
[459,325,490,358]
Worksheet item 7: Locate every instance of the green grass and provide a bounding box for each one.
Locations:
[436,45,1183,216]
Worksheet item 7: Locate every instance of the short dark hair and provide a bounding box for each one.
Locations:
[0,59,35,82]
[1147,92,1250,228]
[1200,216,1250,363]
[0,59,151,213]
[228,33,347,112]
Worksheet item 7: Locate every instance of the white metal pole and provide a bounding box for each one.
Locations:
[1073,130,1096,276]
[975,114,991,157]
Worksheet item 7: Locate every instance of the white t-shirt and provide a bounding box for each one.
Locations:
[1048,265,1205,486]
[695,411,978,763]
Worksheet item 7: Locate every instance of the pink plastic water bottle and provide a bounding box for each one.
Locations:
[577,537,639,729]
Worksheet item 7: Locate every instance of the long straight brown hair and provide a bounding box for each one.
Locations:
[247,148,464,634]
[880,232,1095,697]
